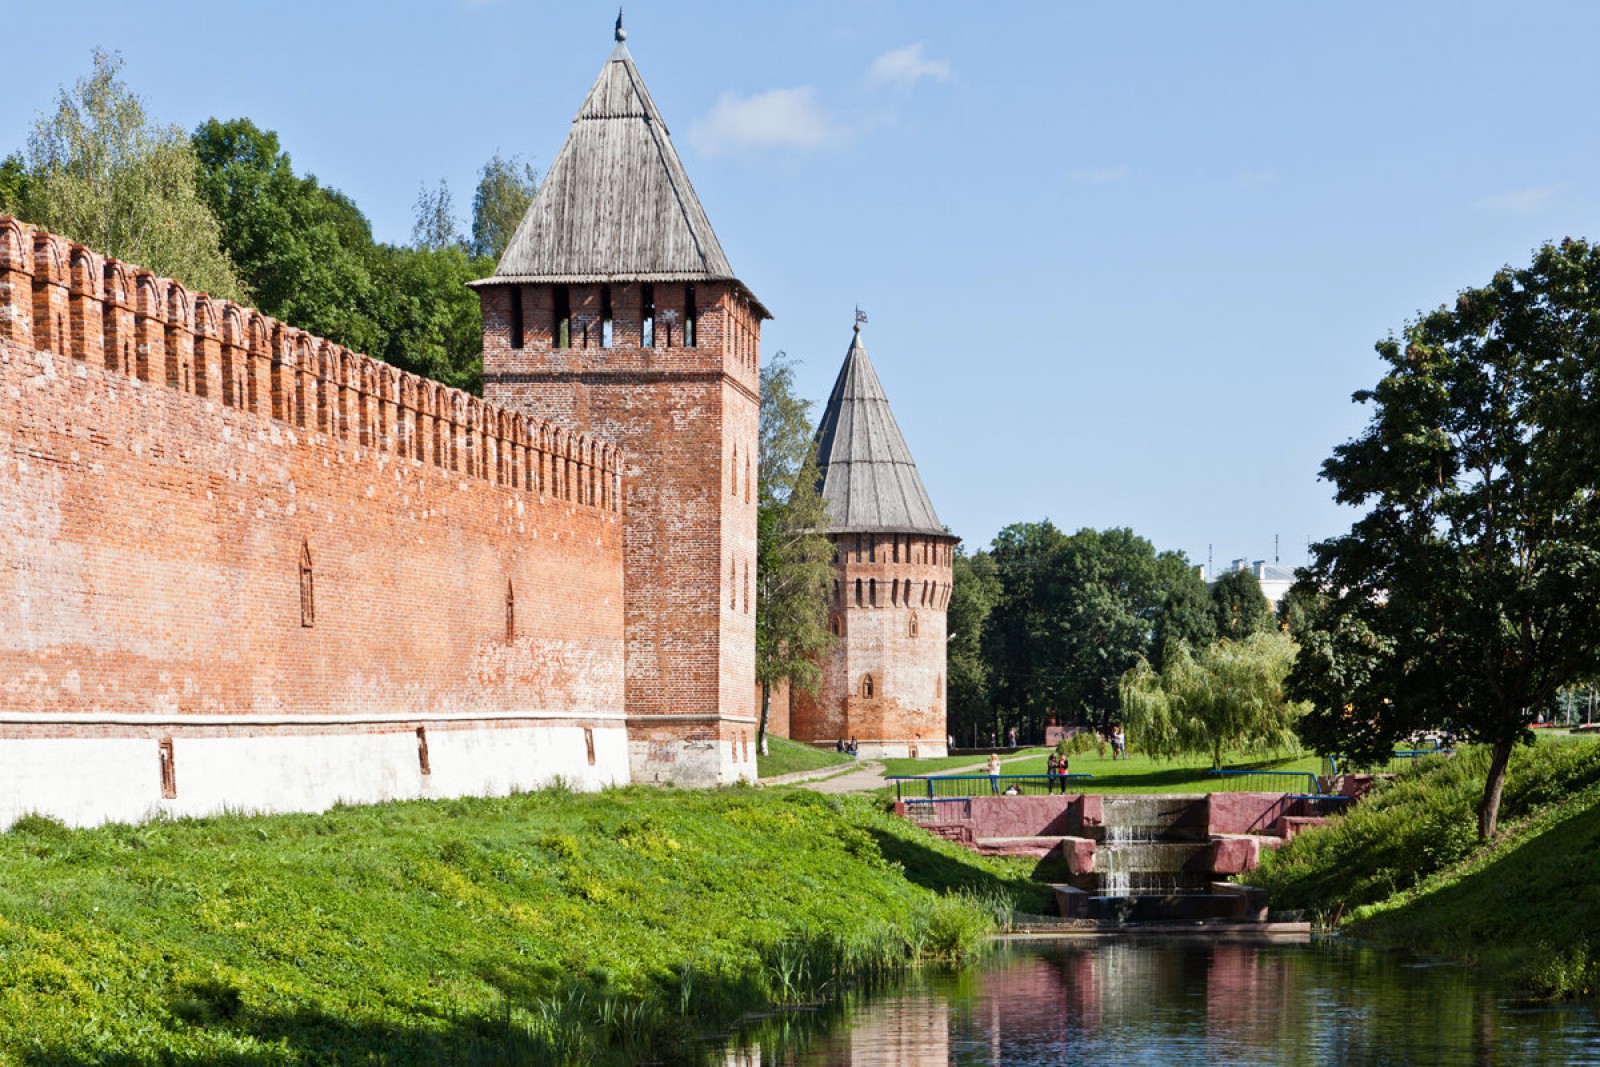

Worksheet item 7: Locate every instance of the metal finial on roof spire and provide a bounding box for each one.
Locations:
[615,9,626,41]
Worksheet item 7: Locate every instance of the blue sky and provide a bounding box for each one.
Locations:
[4,1,1597,569]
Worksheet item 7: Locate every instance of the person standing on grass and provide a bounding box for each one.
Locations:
[1046,753,1060,794]
[1112,725,1126,760]
[986,752,1002,794]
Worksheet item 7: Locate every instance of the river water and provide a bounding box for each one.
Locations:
[722,937,1600,1066]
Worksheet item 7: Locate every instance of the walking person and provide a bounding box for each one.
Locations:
[986,752,1002,795]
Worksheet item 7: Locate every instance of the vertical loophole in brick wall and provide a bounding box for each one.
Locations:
[505,580,516,643]
[860,675,874,699]
[417,726,431,776]
[158,738,177,799]
[553,286,571,349]
[584,727,596,766]
[683,285,696,346]
[641,284,655,347]
[299,540,315,628]
[600,285,613,348]
[509,287,524,350]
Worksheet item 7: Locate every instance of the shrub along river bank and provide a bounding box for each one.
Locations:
[0,785,1043,1065]
[1247,734,1600,997]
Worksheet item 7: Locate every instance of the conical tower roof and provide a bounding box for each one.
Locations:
[487,22,763,314]
[813,326,945,537]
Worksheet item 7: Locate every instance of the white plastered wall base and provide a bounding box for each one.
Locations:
[0,722,629,829]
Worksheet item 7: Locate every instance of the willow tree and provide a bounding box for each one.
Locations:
[755,353,836,756]
[1288,239,1600,839]
[1121,631,1306,770]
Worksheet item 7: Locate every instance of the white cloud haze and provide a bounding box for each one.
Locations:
[1074,165,1129,184]
[865,42,952,90]
[1475,184,1567,214]
[690,87,841,155]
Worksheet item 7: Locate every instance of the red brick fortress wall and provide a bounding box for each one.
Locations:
[791,533,956,758]
[481,280,761,785]
[0,217,628,827]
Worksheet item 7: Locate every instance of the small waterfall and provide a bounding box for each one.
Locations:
[1100,822,1155,896]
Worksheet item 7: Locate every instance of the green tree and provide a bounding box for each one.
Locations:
[947,549,1000,747]
[1121,630,1307,769]
[0,154,28,215]
[1210,568,1274,640]
[21,50,240,298]
[367,243,488,394]
[471,153,538,261]
[984,522,1200,739]
[1152,566,1215,670]
[755,353,837,756]
[411,179,461,252]
[1287,239,1600,839]
[192,117,383,353]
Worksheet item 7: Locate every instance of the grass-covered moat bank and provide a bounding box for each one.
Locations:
[0,786,1040,1065]
[1248,735,1600,997]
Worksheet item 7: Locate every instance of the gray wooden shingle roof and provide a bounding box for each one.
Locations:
[813,326,946,537]
[484,35,764,316]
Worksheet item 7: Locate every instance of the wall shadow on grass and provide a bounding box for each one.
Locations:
[867,827,1055,912]
[19,1001,688,1067]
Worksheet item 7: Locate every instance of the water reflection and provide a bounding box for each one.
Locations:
[729,939,1600,1066]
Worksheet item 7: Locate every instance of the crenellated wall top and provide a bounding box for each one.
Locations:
[0,216,622,512]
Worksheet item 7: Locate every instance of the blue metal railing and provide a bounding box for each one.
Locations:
[1207,769,1323,795]
[886,773,1096,801]
[1324,747,1455,777]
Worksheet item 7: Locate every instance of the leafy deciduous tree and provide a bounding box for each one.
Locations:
[411,179,461,252]
[1121,630,1307,769]
[193,117,383,354]
[1210,568,1274,640]
[471,153,538,261]
[755,352,836,756]
[22,50,241,298]
[1287,239,1600,838]
[984,522,1201,740]
[947,549,1000,747]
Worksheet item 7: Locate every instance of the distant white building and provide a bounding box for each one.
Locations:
[1202,559,1296,613]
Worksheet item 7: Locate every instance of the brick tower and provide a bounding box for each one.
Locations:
[792,324,956,759]
[474,22,768,785]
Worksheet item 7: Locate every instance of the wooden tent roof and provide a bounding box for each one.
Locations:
[482,30,765,315]
[813,326,946,537]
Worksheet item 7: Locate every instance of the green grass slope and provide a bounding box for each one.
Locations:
[0,785,1038,1065]
[1247,736,1600,996]
[756,736,854,778]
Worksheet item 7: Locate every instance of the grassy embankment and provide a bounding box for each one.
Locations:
[755,736,854,779]
[1247,733,1600,996]
[0,785,1044,1065]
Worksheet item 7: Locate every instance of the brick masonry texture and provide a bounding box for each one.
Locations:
[481,281,761,785]
[0,217,630,825]
[790,533,957,758]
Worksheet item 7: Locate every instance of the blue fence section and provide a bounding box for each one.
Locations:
[885,773,1097,801]
[1206,769,1323,795]
[1324,747,1455,777]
